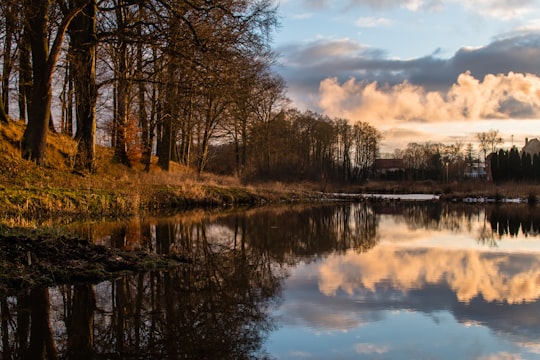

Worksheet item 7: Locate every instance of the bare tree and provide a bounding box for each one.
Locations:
[157,0,279,171]
[18,20,32,122]
[1,1,18,117]
[111,0,132,166]
[68,0,98,171]
[352,121,381,181]
[20,0,88,165]
[477,129,502,162]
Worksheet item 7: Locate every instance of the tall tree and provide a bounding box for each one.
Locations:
[111,0,131,166]
[477,129,503,163]
[21,0,88,165]
[1,1,18,117]
[18,22,32,122]
[68,0,98,171]
[157,0,279,171]
[135,3,152,171]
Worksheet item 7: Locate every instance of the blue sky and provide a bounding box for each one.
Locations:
[272,0,540,153]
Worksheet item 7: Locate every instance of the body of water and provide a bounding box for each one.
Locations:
[2,203,540,359]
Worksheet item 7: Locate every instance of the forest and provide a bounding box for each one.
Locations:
[0,0,382,184]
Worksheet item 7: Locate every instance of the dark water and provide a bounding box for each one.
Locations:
[3,203,540,359]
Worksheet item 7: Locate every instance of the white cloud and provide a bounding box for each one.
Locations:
[515,19,540,32]
[518,342,540,354]
[278,32,540,113]
[318,71,540,124]
[355,16,393,27]
[454,0,537,20]
[476,352,525,360]
[402,0,425,11]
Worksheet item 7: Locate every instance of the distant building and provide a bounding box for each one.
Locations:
[522,138,540,157]
[464,162,486,179]
[373,159,405,180]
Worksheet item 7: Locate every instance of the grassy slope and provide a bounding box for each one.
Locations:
[1,120,537,225]
[0,120,312,224]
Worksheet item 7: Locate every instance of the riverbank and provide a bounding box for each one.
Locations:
[0,231,188,295]
[2,120,538,225]
[0,121,318,223]
[1,119,538,293]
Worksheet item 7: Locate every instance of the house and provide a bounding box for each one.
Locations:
[373,159,405,180]
[464,162,486,179]
[522,138,540,157]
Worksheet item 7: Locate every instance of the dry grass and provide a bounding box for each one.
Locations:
[0,120,308,224]
[355,180,539,200]
[1,119,538,226]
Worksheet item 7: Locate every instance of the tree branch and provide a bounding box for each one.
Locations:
[48,0,93,72]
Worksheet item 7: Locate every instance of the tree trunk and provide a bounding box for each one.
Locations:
[0,97,7,123]
[69,0,98,172]
[137,11,150,171]
[21,0,87,165]
[112,1,130,166]
[21,0,52,165]
[59,54,74,136]
[18,25,32,123]
[113,41,130,165]
[158,61,177,171]
[158,113,173,171]
[2,5,16,116]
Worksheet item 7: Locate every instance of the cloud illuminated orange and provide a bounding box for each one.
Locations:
[318,71,540,124]
[318,246,540,304]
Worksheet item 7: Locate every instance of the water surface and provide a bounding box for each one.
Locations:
[2,203,540,359]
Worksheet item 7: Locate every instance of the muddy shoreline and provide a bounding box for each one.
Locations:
[0,233,188,295]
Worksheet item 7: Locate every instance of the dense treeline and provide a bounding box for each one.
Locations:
[391,131,506,181]
[490,147,540,182]
[1,0,280,172]
[0,0,382,183]
[392,141,470,181]
[208,109,381,182]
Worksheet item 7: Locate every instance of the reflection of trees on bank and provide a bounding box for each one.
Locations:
[0,228,283,358]
[214,204,380,263]
[97,218,285,359]
[375,202,487,233]
[0,204,382,358]
[376,202,442,230]
[7,203,540,357]
[83,204,381,260]
[0,288,58,359]
[486,205,540,238]
[374,202,540,246]
[66,284,95,359]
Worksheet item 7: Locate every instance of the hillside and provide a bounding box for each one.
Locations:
[0,120,311,225]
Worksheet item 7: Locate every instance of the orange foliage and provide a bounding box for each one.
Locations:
[125,114,143,164]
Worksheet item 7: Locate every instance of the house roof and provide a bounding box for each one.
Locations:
[523,138,540,156]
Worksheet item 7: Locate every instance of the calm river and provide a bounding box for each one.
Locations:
[2,202,540,359]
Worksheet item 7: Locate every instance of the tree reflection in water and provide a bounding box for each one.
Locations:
[0,203,381,358]
[1,203,537,358]
[486,205,540,238]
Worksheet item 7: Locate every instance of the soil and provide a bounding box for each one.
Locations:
[0,233,188,295]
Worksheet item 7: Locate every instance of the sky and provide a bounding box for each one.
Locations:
[272,0,540,154]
